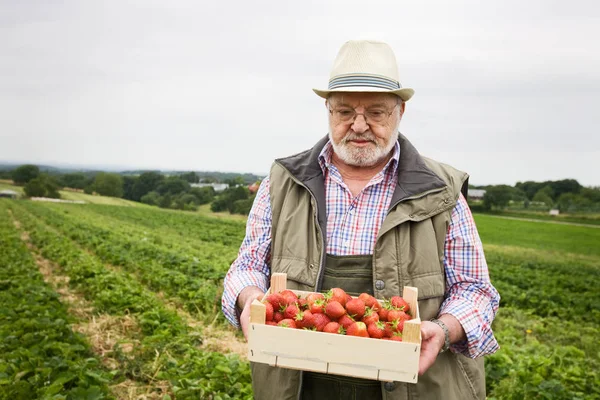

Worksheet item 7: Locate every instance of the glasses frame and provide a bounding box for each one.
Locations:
[327,104,399,125]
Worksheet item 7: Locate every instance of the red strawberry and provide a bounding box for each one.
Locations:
[361,307,379,326]
[346,321,369,337]
[390,317,409,333]
[345,298,366,319]
[326,288,348,307]
[298,298,308,310]
[345,294,353,305]
[280,289,299,306]
[390,332,403,341]
[312,313,331,331]
[367,321,387,339]
[295,310,315,329]
[384,321,394,337]
[378,304,391,322]
[306,293,325,307]
[273,311,284,323]
[387,309,409,323]
[310,299,326,314]
[390,296,410,313]
[284,304,300,320]
[358,293,382,312]
[266,293,284,310]
[325,300,346,320]
[338,314,356,329]
[323,321,343,334]
[266,321,278,326]
[277,319,297,329]
[265,302,274,322]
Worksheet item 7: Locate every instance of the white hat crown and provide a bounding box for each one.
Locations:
[313,40,414,101]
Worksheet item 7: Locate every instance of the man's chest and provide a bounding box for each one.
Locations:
[324,173,395,255]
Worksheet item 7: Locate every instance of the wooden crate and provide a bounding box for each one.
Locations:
[247,273,421,383]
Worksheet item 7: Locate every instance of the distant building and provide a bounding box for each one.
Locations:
[0,190,18,199]
[549,209,560,216]
[190,183,229,192]
[248,182,260,194]
[468,189,486,201]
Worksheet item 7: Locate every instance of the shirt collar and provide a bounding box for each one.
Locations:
[318,139,400,180]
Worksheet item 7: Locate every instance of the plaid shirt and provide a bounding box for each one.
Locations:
[222,141,500,358]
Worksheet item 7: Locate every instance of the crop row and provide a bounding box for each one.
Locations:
[16,201,236,323]
[6,202,252,399]
[0,200,112,399]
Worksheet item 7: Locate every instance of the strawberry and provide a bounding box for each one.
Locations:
[384,321,394,338]
[361,307,379,326]
[378,303,391,321]
[280,289,299,306]
[346,321,369,337]
[266,293,284,310]
[306,293,325,307]
[284,304,300,320]
[310,298,326,314]
[265,302,274,322]
[297,298,308,310]
[390,296,410,313]
[390,317,408,333]
[277,319,297,329]
[266,321,278,326]
[358,293,382,312]
[367,321,387,339]
[273,311,284,323]
[323,321,343,334]
[345,294,353,305]
[325,300,346,320]
[312,313,331,331]
[345,298,366,319]
[338,314,356,329]
[390,332,403,341]
[325,288,348,307]
[387,309,409,323]
[295,310,315,329]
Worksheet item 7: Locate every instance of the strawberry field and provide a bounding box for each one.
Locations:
[1,198,599,399]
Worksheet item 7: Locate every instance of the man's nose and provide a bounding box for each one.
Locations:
[351,113,369,133]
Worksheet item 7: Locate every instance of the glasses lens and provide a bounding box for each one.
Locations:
[365,109,387,123]
[334,109,355,122]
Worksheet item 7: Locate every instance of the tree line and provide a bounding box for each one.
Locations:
[4,164,259,215]
[474,179,600,213]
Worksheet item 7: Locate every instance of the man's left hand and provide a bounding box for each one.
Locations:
[418,321,445,375]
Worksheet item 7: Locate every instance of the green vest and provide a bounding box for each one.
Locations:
[251,134,486,400]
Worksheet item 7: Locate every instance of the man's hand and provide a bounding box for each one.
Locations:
[418,321,445,375]
[237,286,265,341]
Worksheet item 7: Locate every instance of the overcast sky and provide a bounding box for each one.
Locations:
[1,0,599,186]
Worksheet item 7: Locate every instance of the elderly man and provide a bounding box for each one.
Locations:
[222,40,500,400]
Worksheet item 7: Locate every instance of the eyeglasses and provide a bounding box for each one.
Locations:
[328,105,397,124]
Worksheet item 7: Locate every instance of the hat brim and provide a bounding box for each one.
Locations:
[313,86,414,101]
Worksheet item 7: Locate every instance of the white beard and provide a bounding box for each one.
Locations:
[329,130,398,167]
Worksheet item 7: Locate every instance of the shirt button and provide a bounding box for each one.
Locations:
[375,280,385,290]
[384,382,395,392]
[343,240,350,248]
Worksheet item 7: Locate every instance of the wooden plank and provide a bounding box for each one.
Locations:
[402,286,419,319]
[271,272,287,293]
[402,318,421,344]
[250,299,266,324]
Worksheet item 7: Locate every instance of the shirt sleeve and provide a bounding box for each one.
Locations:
[221,177,272,328]
[438,193,500,358]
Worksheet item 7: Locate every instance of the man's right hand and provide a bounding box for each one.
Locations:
[237,286,265,340]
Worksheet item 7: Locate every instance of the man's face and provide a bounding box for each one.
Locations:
[327,92,404,167]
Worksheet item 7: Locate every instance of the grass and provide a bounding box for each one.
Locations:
[473,213,600,257]
[58,191,149,207]
[197,203,248,222]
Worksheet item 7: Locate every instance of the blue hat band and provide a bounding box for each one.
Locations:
[328,75,401,91]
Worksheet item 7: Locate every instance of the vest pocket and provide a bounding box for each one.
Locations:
[271,257,318,290]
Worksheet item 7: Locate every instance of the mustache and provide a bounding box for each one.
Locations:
[341,132,376,144]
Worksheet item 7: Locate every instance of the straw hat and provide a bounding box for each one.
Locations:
[313,40,414,101]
